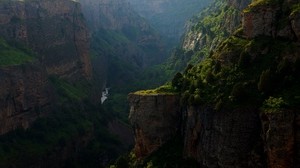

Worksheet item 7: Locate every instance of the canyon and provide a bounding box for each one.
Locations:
[0,0,299,168]
[127,0,300,167]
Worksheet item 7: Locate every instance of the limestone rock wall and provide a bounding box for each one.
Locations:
[128,93,180,158]
[0,0,91,80]
[0,62,53,135]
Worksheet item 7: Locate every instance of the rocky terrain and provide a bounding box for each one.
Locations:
[0,0,91,80]
[80,0,166,69]
[128,0,300,167]
[128,93,180,158]
[0,62,52,134]
[0,0,92,135]
[0,0,130,167]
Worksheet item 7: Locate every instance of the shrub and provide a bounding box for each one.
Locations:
[172,72,183,91]
[263,97,287,109]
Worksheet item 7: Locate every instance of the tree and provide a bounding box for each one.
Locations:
[172,72,183,91]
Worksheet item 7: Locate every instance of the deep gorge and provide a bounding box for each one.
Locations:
[0,0,299,168]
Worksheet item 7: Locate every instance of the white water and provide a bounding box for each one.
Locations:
[101,88,109,104]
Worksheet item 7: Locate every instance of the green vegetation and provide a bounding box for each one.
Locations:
[165,0,241,75]
[263,96,287,112]
[244,0,283,13]
[250,0,280,7]
[110,0,300,167]
[49,76,89,102]
[91,26,172,123]
[0,38,34,67]
[0,101,121,168]
[169,35,300,110]
[291,3,300,16]
[135,83,178,95]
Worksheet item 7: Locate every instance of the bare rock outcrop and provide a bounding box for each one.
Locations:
[260,109,295,168]
[182,106,263,168]
[0,62,53,135]
[0,0,91,80]
[242,1,298,40]
[128,93,180,158]
[0,0,92,134]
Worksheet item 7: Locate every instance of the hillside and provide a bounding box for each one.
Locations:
[122,0,300,167]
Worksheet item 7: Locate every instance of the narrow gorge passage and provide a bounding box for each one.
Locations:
[0,0,299,168]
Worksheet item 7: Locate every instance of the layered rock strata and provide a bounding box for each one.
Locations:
[0,0,91,80]
[128,93,180,158]
[0,62,53,134]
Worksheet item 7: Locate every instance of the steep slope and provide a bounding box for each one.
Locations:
[0,0,91,80]
[168,0,251,72]
[127,0,300,167]
[0,0,126,167]
[0,39,53,135]
[79,0,168,122]
[128,0,211,46]
[80,0,165,69]
[0,0,93,135]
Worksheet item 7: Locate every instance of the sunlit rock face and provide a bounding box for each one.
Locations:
[0,0,91,80]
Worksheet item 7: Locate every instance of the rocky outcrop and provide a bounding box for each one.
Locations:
[0,62,53,135]
[0,0,93,134]
[260,109,295,168]
[242,1,300,40]
[0,0,91,80]
[129,1,300,168]
[181,0,251,59]
[182,106,263,168]
[128,93,180,158]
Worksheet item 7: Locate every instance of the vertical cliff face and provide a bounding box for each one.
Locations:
[0,62,53,135]
[182,0,251,52]
[260,109,295,168]
[81,0,145,31]
[166,0,251,73]
[129,0,300,167]
[182,107,264,167]
[128,93,180,158]
[0,0,91,80]
[0,0,92,134]
[80,0,165,68]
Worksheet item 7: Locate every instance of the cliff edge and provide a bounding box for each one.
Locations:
[128,0,300,167]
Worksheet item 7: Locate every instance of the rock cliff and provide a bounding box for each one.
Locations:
[0,0,92,133]
[80,0,165,68]
[129,0,300,167]
[182,0,251,52]
[0,0,91,80]
[0,62,53,135]
[167,0,251,73]
[128,93,180,158]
